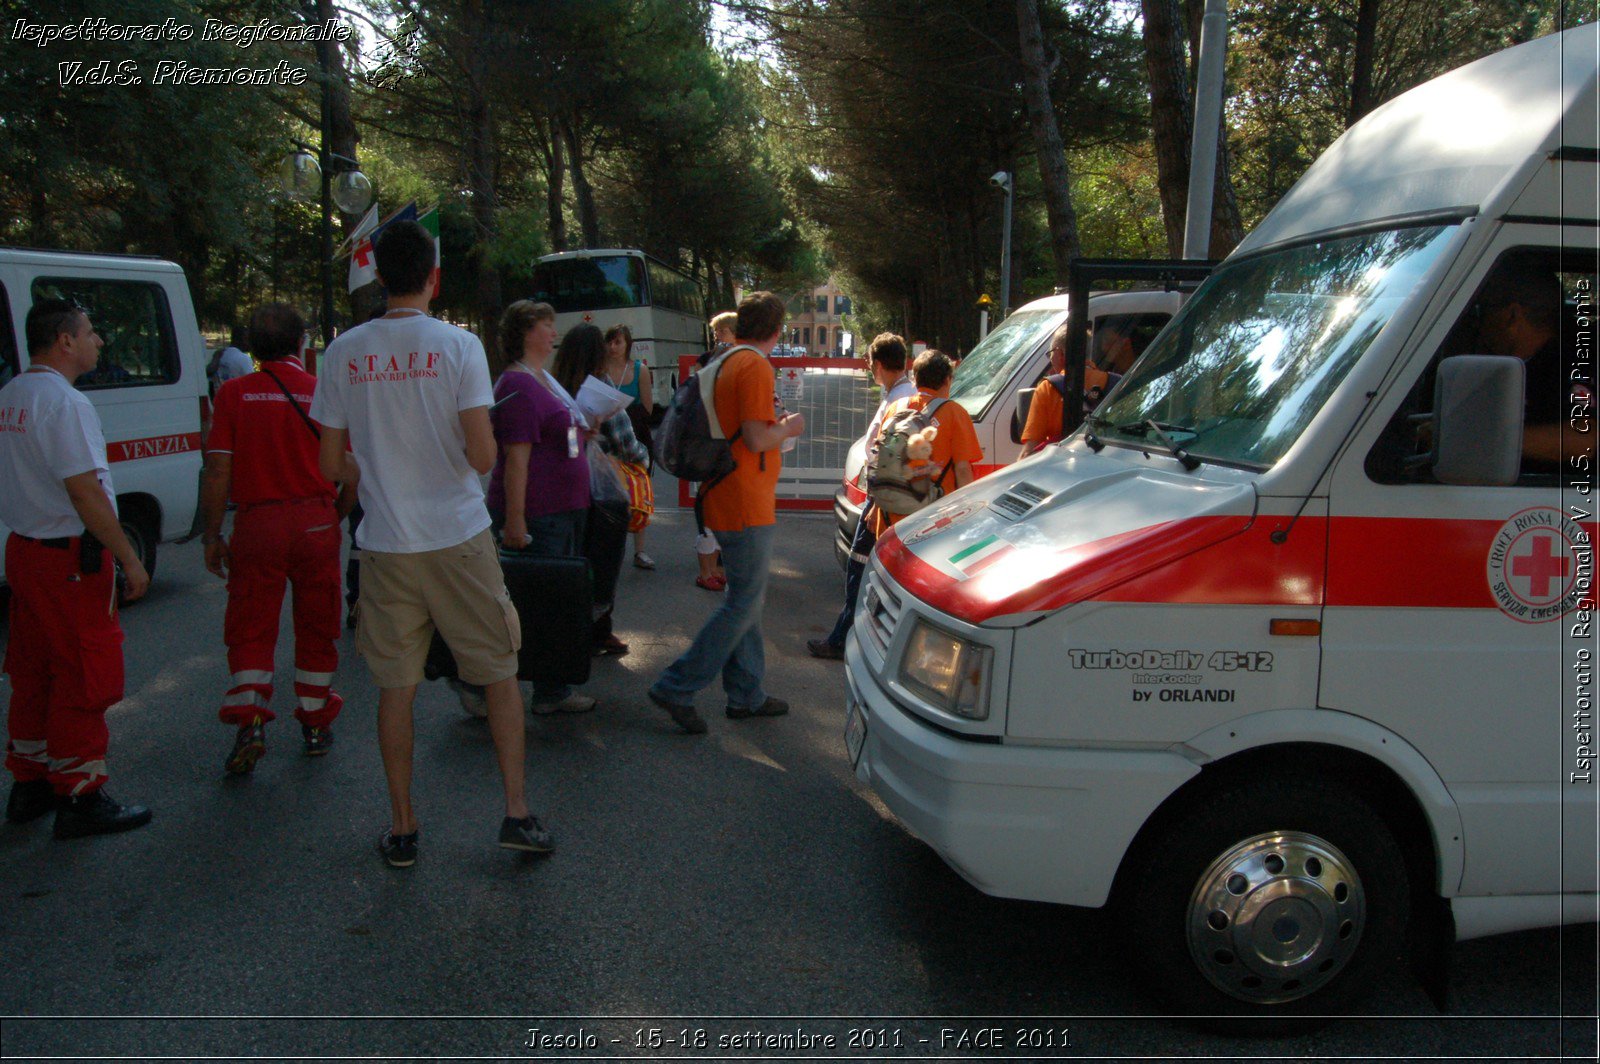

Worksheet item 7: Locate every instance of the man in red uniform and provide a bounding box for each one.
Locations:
[0,297,153,837]
[201,303,353,774]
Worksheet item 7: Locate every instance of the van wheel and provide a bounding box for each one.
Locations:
[1117,778,1408,1029]
[116,514,158,604]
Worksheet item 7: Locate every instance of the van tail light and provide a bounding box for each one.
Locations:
[198,395,212,450]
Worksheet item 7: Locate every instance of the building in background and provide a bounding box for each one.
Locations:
[784,278,852,357]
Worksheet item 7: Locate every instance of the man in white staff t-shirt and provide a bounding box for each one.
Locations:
[310,220,552,868]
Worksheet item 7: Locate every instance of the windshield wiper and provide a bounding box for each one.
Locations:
[1143,419,1201,471]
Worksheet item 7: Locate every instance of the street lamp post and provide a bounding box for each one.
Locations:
[991,171,1013,319]
[280,38,372,347]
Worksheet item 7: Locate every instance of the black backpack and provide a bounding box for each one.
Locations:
[654,344,755,532]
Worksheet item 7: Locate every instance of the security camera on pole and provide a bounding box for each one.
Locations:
[990,171,1013,319]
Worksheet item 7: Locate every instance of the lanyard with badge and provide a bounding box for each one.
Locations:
[504,361,582,458]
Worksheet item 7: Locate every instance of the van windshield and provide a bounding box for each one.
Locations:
[1091,225,1458,468]
[947,308,1063,419]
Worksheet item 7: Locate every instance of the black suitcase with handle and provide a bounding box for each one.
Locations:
[423,550,592,687]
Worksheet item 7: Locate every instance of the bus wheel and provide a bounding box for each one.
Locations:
[1118,778,1409,1030]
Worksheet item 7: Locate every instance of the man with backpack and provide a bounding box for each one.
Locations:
[201,303,353,776]
[867,349,981,538]
[808,332,916,660]
[649,291,804,735]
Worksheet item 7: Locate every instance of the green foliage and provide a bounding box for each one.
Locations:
[1226,0,1573,228]
[0,0,318,324]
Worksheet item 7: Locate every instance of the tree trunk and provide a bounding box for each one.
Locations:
[1347,0,1381,125]
[1015,0,1082,283]
[543,117,567,253]
[1141,0,1192,257]
[464,0,501,332]
[316,0,375,323]
[560,116,602,248]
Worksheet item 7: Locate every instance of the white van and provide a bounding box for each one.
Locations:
[833,288,1185,565]
[0,249,208,591]
[843,27,1597,1020]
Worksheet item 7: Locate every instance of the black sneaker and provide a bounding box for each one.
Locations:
[378,828,418,868]
[5,779,55,824]
[726,696,790,720]
[224,716,267,775]
[53,790,152,840]
[498,814,555,853]
[648,688,707,735]
[806,638,845,660]
[301,724,334,757]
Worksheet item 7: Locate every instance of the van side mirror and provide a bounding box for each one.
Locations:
[1011,388,1034,444]
[1432,355,1524,486]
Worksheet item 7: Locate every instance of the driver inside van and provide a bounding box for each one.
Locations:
[1471,259,1592,475]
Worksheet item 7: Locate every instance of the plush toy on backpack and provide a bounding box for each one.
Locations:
[867,400,949,515]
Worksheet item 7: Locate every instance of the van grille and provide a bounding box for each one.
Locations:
[992,481,1050,521]
[864,570,903,660]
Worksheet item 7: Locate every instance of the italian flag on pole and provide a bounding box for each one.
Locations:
[418,205,441,296]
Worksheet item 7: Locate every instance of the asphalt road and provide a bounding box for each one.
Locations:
[0,491,1594,1060]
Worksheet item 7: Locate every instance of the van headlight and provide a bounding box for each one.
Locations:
[898,619,993,720]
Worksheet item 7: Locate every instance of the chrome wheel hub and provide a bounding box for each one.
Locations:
[1185,831,1364,1004]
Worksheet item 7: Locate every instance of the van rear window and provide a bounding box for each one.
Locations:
[32,278,179,390]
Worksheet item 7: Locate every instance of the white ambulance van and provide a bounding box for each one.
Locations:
[0,249,208,592]
[834,288,1184,566]
[844,26,1597,1020]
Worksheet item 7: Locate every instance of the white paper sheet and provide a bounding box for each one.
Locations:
[577,375,631,424]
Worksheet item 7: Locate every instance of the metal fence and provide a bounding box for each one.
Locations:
[675,354,876,511]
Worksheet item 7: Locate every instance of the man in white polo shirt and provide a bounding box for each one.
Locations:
[311,220,551,868]
[0,297,152,839]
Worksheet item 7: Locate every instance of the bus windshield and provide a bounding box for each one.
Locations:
[531,255,646,313]
[947,308,1064,419]
[1091,224,1458,468]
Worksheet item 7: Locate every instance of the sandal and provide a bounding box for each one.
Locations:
[695,574,727,592]
[633,552,656,570]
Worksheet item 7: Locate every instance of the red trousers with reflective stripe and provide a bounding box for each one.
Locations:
[219,498,343,728]
[3,534,124,796]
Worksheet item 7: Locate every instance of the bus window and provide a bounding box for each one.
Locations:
[531,255,646,312]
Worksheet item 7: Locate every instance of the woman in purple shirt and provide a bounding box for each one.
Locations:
[490,302,589,553]
[483,300,595,714]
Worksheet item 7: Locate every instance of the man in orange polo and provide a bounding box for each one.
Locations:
[871,349,983,535]
[649,291,805,734]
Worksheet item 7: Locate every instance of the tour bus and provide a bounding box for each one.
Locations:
[530,249,706,406]
[843,26,1597,1023]
[0,249,208,597]
[834,288,1184,566]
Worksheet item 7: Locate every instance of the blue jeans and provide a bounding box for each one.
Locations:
[652,523,775,709]
[825,502,876,648]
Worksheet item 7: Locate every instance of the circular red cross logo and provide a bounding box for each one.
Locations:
[1485,507,1590,623]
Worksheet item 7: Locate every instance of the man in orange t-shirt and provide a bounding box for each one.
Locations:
[1020,320,1124,456]
[870,349,983,535]
[649,292,805,734]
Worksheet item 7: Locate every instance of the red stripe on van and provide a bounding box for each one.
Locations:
[107,432,202,463]
[876,514,1257,622]
[877,514,1597,624]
